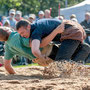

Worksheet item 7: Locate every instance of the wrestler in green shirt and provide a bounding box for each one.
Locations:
[4,32,36,60]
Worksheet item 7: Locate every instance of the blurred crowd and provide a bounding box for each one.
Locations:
[0,8,90,66]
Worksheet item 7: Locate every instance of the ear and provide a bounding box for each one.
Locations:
[27,24,31,29]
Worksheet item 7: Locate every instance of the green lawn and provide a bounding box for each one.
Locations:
[13,63,38,68]
[13,62,90,68]
[85,63,90,65]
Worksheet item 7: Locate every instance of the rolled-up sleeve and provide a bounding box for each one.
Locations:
[4,44,14,60]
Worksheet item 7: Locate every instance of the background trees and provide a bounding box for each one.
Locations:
[0,0,84,17]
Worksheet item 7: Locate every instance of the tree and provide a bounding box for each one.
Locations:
[0,0,85,17]
[0,0,22,15]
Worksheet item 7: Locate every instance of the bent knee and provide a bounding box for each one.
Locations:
[81,43,90,53]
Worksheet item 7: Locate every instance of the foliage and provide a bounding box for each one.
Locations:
[0,0,85,17]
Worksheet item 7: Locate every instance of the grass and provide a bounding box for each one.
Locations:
[13,63,38,68]
[85,63,90,65]
[13,63,90,68]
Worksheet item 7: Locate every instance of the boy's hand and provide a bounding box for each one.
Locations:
[32,56,53,67]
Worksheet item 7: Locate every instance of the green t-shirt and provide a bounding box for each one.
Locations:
[4,32,35,60]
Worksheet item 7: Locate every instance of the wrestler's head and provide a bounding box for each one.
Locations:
[0,27,10,41]
[16,20,31,38]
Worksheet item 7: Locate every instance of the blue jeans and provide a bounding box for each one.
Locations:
[55,39,90,61]
[73,43,90,61]
[85,37,90,45]
[55,39,81,61]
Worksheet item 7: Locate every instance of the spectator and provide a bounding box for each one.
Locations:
[19,57,28,65]
[23,15,29,20]
[15,11,23,22]
[7,9,16,30]
[80,12,90,44]
[1,16,7,25]
[28,14,36,23]
[38,11,44,19]
[0,41,4,67]
[81,12,90,29]
[55,16,64,21]
[70,14,78,22]
[3,20,10,27]
[44,9,52,18]
[0,22,2,26]
[0,41,4,56]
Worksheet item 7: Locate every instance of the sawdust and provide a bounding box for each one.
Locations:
[0,61,90,90]
[43,61,90,78]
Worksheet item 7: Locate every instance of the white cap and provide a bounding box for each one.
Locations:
[71,18,78,22]
[38,11,44,15]
[9,9,15,15]
[23,15,29,19]
[3,20,10,25]
[29,14,36,19]
[85,12,90,16]
[55,16,64,20]
[16,11,22,15]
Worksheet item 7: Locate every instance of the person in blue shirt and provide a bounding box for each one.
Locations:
[17,19,90,62]
[17,19,64,58]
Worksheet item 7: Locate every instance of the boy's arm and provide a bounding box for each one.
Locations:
[40,22,64,47]
[4,44,15,74]
[4,59,16,74]
[31,39,43,58]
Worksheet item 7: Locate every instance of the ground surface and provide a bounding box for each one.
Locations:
[0,62,90,90]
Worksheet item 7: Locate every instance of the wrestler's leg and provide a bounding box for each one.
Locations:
[73,43,90,62]
[55,39,81,61]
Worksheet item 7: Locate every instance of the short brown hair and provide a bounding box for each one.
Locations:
[0,27,9,41]
[16,19,30,30]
